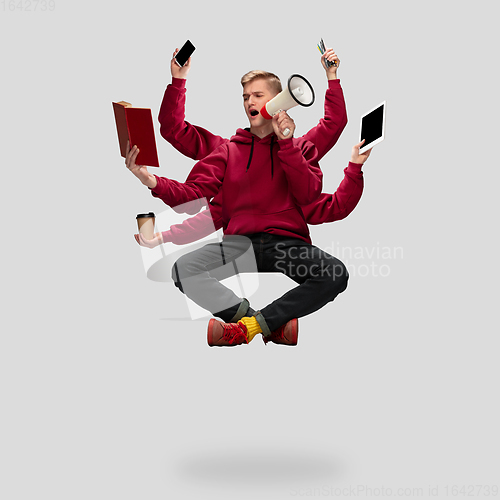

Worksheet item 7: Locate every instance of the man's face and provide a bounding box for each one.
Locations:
[242,78,277,127]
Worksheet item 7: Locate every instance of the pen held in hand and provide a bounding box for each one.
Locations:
[317,41,337,68]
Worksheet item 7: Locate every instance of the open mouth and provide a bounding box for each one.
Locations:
[249,109,259,117]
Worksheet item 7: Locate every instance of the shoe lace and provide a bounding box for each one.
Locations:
[222,322,248,344]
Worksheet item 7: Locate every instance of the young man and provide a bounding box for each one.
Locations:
[126,70,372,347]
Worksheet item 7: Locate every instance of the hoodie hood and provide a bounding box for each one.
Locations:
[229,128,276,175]
[229,128,276,144]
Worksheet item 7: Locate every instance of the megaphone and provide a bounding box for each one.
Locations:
[260,74,315,121]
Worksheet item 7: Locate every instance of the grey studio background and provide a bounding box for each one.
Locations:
[1,1,498,499]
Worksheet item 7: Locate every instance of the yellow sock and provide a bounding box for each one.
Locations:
[238,316,262,342]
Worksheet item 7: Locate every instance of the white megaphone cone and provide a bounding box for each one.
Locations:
[260,74,315,121]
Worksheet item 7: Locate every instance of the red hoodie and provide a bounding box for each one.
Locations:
[151,129,322,243]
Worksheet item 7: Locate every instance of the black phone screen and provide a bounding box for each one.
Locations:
[176,40,195,67]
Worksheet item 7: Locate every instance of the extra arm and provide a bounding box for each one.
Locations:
[303,162,364,224]
[303,141,371,224]
[302,79,348,161]
[161,201,223,245]
[158,78,228,160]
[151,146,228,208]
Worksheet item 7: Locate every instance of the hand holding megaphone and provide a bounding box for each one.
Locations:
[272,111,296,140]
[260,74,315,131]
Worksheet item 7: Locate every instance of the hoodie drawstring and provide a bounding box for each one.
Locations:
[245,134,275,178]
[270,136,275,179]
[246,136,254,172]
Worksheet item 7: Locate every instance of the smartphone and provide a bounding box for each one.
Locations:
[175,40,195,67]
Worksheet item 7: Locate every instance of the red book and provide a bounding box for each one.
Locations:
[113,101,160,167]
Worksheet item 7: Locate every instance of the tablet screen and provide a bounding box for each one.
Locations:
[360,102,385,152]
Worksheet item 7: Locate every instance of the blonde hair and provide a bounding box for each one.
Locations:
[240,70,282,95]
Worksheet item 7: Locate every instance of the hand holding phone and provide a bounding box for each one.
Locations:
[175,40,195,67]
[171,49,191,79]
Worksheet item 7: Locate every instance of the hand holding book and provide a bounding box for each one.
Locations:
[125,142,158,189]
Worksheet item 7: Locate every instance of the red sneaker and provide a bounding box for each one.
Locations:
[207,319,249,347]
[263,318,298,346]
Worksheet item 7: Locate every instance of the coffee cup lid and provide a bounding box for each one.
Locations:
[136,212,155,219]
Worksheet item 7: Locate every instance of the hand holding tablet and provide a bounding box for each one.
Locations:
[359,101,386,154]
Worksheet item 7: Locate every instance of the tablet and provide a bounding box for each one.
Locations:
[360,101,386,154]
